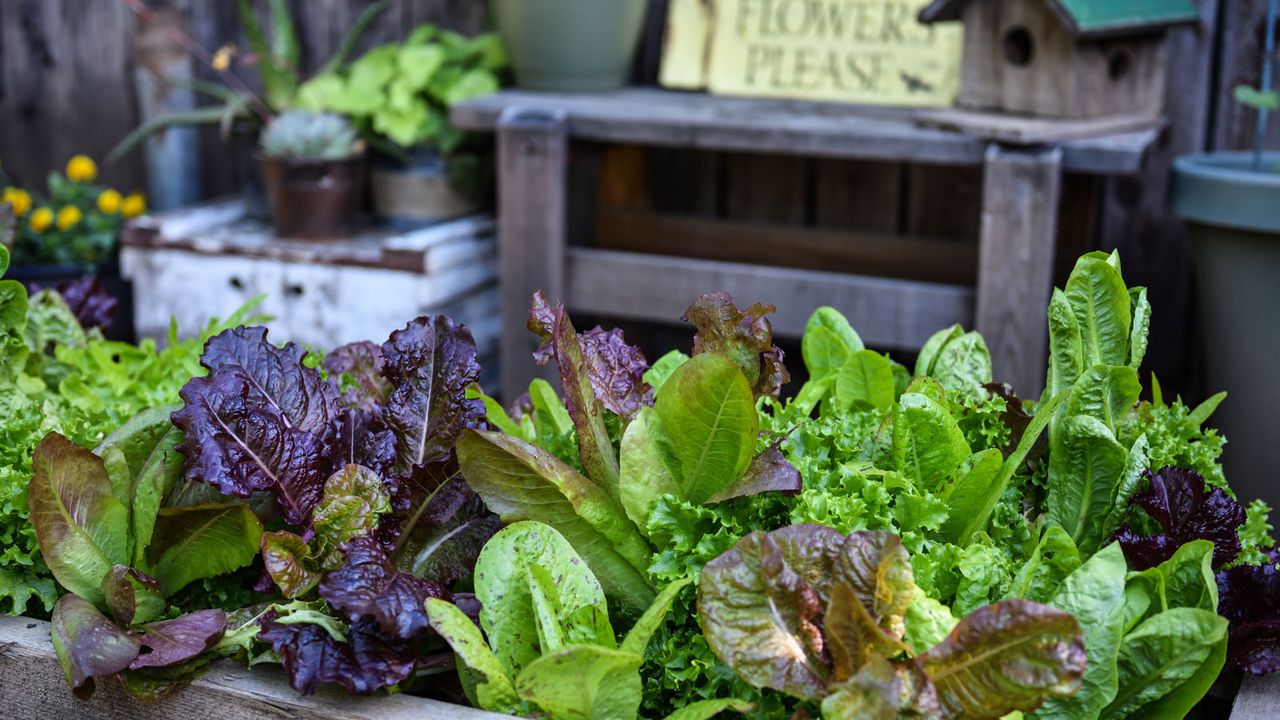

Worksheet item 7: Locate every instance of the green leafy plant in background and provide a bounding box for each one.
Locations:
[697,525,1086,719]
[109,0,392,164]
[427,521,751,720]
[295,24,505,153]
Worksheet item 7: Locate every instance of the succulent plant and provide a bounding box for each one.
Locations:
[259,111,361,161]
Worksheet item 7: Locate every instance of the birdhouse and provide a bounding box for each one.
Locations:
[919,0,1199,119]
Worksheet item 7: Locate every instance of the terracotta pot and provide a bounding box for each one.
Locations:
[258,153,367,240]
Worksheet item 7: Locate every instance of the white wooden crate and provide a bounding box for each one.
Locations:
[121,199,499,358]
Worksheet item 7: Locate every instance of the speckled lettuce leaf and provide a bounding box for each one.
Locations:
[682,291,789,398]
[697,524,848,701]
[580,325,653,421]
[51,593,140,698]
[892,392,971,492]
[382,315,484,473]
[457,429,654,608]
[425,597,520,713]
[474,521,614,677]
[101,564,165,626]
[95,405,185,568]
[528,292,621,494]
[29,433,130,606]
[148,503,262,596]
[130,609,226,669]
[1100,607,1229,719]
[257,612,418,696]
[1030,542,1127,720]
[515,644,644,720]
[173,327,339,525]
[319,536,449,641]
[922,599,1087,719]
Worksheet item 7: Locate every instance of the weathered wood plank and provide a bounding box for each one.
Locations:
[723,153,808,224]
[1212,0,1280,152]
[976,145,1063,396]
[811,159,903,233]
[0,615,513,720]
[452,89,1157,174]
[1231,673,1280,720]
[565,247,974,350]
[593,208,978,285]
[497,108,569,400]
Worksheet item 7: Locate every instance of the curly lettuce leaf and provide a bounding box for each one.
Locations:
[683,291,789,399]
[318,536,449,641]
[1114,467,1246,570]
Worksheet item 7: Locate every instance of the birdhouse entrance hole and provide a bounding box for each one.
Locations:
[1108,49,1132,81]
[1002,26,1034,67]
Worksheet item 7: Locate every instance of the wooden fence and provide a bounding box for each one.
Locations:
[0,0,1275,394]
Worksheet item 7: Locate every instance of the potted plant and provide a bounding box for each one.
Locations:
[1171,0,1280,511]
[1,155,144,340]
[257,111,366,239]
[109,0,391,218]
[294,25,506,225]
[490,0,649,91]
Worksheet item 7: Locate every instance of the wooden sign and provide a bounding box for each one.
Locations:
[661,0,963,107]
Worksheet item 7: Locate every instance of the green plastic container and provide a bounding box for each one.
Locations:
[491,0,648,91]
[1172,152,1280,510]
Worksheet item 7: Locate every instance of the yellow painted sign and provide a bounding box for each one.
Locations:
[661,0,963,107]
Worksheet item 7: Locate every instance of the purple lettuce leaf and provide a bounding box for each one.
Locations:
[389,465,501,587]
[101,564,165,626]
[318,536,450,641]
[325,341,392,413]
[705,442,803,504]
[579,326,653,421]
[682,291,790,398]
[257,612,419,695]
[528,291,620,491]
[382,316,484,474]
[50,594,141,699]
[56,276,117,331]
[173,327,340,526]
[130,609,227,669]
[1217,563,1280,674]
[1113,467,1246,570]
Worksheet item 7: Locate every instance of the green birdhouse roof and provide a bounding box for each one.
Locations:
[920,0,1200,39]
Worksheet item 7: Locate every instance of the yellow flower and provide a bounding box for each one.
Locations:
[30,207,54,233]
[121,192,147,219]
[212,44,236,72]
[2,187,31,217]
[98,189,123,215]
[66,155,98,183]
[56,205,83,231]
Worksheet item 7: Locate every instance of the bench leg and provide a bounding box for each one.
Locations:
[496,107,569,402]
[977,144,1063,399]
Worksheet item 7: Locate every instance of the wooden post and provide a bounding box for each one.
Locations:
[976,144,1063,398]
[496,107,569,401]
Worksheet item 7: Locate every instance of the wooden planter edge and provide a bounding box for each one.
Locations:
[0,615,516,720]
[4,614,1277,718]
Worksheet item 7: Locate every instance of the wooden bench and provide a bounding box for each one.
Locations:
[451,88,1159,400]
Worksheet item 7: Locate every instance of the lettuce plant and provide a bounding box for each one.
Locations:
[30,417,264,699]
[460,292,801,613]
[427,521,750,720]
[171,315,500,695]
[697,525,1086,719]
